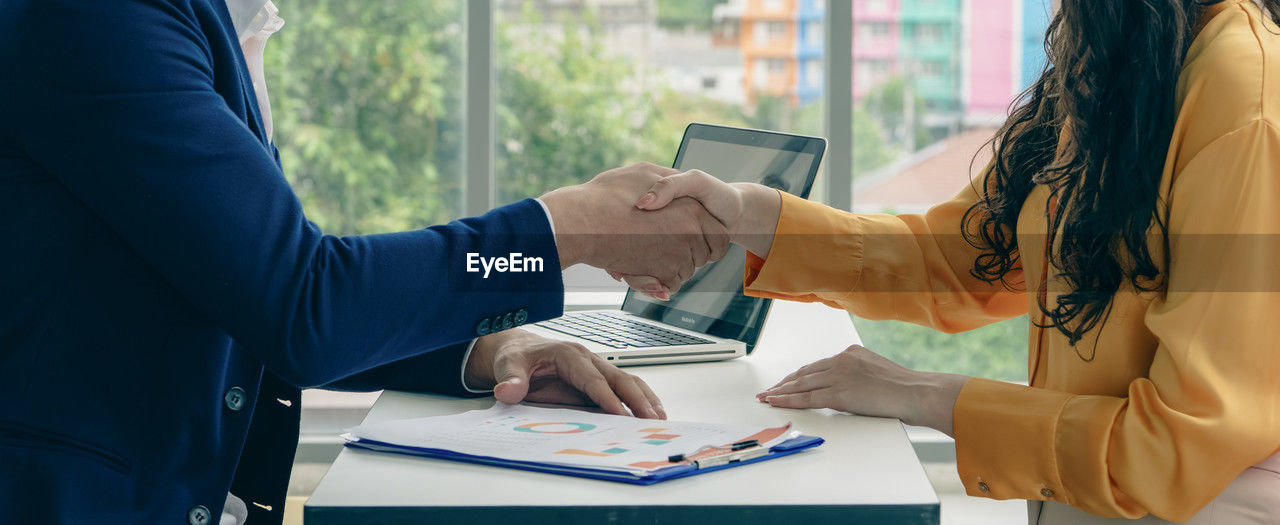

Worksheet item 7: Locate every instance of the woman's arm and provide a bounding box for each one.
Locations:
[638,176,783,259]
[755,121,1280,521]
[948,121,1280,520]
[636,169,1028,332]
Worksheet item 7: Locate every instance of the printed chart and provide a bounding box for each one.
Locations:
[346,403,797,474]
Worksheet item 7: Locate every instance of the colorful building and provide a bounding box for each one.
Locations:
[962,0,1053,125]
[898,0,963,116]
[852,0,900,99]
[728,0,827,106]
[720,0,1051,126]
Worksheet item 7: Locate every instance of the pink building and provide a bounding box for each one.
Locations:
[962,0,1019,125]
[852,0,901,100]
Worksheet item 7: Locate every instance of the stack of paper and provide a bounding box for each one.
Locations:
[343,403,822,484]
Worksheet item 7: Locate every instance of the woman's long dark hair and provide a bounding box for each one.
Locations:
[964,0,1280,347]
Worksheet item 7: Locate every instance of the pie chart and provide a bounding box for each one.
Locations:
[513,422,596,434]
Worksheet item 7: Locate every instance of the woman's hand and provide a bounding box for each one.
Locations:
[464,328,666,419]
[757,345,968,436]
[619,169,782,299]
[635,170,781,258]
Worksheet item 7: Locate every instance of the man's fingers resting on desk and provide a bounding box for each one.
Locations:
[471,329,666,419]
[595,356,666,420]
[550,344,665,419]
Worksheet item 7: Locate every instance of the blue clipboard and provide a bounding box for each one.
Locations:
[343,435,824,485]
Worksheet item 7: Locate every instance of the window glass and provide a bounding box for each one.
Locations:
[264,0,465,235]
[265,0,466,424]
[849,0,1055,382]
[494,0,824,206]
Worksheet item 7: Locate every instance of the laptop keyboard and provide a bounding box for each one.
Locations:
[538,312,715,349]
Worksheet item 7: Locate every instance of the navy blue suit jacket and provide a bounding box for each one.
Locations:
[0,0,564,523]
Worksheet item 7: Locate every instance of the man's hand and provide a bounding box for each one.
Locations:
[464,328,667,419]
[615,169,782,298]
[540,163,731,295]
[634,169,781,258]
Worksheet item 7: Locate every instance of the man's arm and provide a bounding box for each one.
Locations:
[9,0,726,390]
[322,341,484,397]
[10,0,564,387]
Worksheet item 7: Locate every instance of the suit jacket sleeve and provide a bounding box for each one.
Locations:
[323,341,489,397]
[7,0,564,387]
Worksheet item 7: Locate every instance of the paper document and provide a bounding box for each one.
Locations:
[345,403,797,475]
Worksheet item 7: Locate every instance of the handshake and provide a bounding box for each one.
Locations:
[539,163,781,299]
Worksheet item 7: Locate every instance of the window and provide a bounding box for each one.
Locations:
[919,59,944,77]
[916,23,943,42]
[495,1,823,207]
[265,0,466,235]
[265,0,468,434]
[855,21,888,46]
[264,0,1048,435]
[753,58,772,87]
[806,21,824,48]
[753,20,788,46]
[806,58,823,87]
[850,0,1047,383]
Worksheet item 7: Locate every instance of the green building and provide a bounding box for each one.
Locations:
[899,0,962,124]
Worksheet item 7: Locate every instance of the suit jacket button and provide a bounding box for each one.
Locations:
[475,318,492,336]
[187,505,211,525]
[513,309,528,325]
[224,387,247,412]
[501,313,513,330]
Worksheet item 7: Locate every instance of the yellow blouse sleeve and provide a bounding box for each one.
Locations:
[744,174,1027,333]
[953,121,1280,520]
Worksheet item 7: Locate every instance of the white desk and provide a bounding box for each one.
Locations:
[306,300,940,524]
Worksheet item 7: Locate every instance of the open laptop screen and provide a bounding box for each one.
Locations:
[621,124,824,352]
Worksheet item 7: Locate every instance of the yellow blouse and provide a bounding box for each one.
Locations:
[742,1,1280,520]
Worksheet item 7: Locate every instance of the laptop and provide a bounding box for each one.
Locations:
[525,123,826,366]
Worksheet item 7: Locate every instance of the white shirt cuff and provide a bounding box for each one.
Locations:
[459,339,493,394]
[534,197,555,236]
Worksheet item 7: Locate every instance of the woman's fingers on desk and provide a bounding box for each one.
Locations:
[756,346,905,414]
[758,357,837,398]
[756,345,966,435]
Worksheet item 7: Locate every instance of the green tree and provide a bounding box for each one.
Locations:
[265,1,466,235]
[655,0,722,30]
[494,6,753,204]
[860,75,933,153]
[852,106,896,174]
